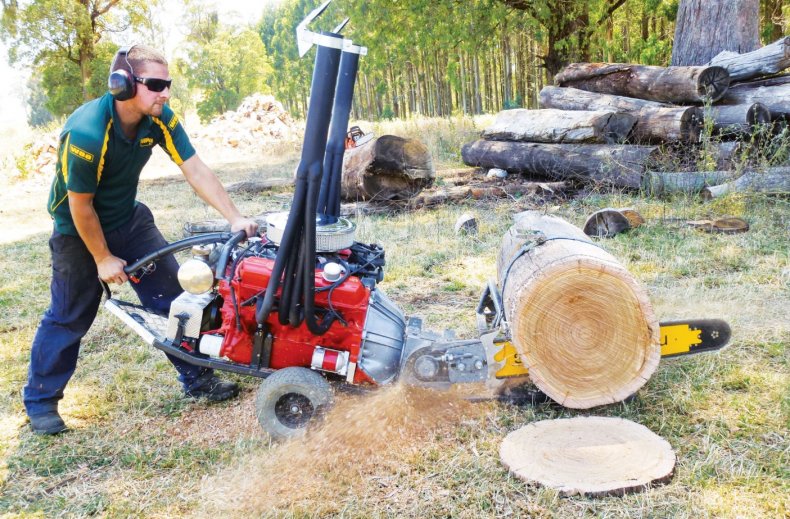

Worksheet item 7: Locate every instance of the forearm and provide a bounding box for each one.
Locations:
[69,196,111,263]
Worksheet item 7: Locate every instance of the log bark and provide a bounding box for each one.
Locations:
[709,102,771,136]
[482,108,636,144]
[718,76,790,119]
[341,135,434,201]
[496,211,660,409]
[555,63,731,103]
[671,0,760,66]
[225,178,294,194]
[708,37,790,82]
[702,167,790,199]
[500,417,676,497]
[404,181,568,208]
[643,170,737,195]
[461,140,659,189]
[539,86,702,143]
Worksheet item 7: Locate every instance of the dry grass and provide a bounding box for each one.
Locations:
[0,117,788,518]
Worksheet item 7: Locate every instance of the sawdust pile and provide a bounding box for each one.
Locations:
[200,384,487,516]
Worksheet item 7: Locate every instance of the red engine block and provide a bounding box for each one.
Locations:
[210,257,376,385]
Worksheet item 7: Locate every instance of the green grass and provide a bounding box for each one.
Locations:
[0,119,788,518]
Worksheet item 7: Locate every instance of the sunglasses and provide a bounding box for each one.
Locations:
[134,76,172,92]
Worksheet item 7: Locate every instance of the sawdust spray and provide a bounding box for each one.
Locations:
[200,383,488,516]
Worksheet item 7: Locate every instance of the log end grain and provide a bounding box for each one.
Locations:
[698,66,731,102]
[500,417,676,497]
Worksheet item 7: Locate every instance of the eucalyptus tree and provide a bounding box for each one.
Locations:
[1,0,162,106]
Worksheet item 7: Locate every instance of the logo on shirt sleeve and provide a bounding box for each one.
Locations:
[69,144,94,163]
[140,137,154,147]
[168,115,179,130]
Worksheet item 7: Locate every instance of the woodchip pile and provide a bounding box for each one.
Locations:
[463,37,790,198]
[192,94,300,149]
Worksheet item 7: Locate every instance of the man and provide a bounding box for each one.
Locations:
[24,44,259,435]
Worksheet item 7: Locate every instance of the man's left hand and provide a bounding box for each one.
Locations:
[230,217,259,238]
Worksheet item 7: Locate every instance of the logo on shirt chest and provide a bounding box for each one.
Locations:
[140,137,154,147]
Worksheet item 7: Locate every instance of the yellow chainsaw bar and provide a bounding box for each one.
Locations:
[493,319,731,379]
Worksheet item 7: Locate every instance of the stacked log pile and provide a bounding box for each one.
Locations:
[463,37,790,196]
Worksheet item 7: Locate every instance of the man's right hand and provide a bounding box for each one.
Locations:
[96,255,128,285]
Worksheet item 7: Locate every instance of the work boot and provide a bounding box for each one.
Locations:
[184,374,239,402]
[29,410,67,435]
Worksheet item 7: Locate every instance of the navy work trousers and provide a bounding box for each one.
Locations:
[24,203,210,417]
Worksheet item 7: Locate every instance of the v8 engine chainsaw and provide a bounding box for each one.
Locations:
[104,1,731,440]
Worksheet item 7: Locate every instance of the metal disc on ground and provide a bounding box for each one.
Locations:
[500,417,676,497]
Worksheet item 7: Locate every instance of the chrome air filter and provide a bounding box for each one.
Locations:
[266,211,356,252]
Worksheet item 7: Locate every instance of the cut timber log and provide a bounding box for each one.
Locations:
[708,103,771,136]
[582,208,644,237]
[707,37,790,82]
[702,167,790,199]
[482,108,636,144]
[718,75,790,119]
[555,63,730,103]
[500,417,676,497]
[539,86,702,143]
[342,135,434,201]
[643,170,737,195]
[461,140,659,189]
[496,211,660,408]
[404,181,567,208]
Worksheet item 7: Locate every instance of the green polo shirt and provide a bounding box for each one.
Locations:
[48,92,196,236]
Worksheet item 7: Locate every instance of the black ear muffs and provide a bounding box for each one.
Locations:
[108,46,135,101]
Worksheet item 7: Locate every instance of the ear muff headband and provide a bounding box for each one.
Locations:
[108,45,136,101]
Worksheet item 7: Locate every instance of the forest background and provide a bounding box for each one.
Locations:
[1,0,788,131]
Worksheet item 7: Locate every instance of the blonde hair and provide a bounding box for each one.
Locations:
[112,44,168,76]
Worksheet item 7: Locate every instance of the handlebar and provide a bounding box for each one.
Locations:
[124,232,236,278]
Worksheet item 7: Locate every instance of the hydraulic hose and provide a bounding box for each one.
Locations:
[124,232,234,277]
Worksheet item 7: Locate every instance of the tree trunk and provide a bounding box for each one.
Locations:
[707,37,790,82]
[702,167,790,199]
[539,86,703,143]
[555,63,730,103]
[671,0,760,66]
[462,140,659,189]
[709,103,771,136]
[496,211,660,409]
[482,108,636,144]
[342,135,435,201]
[718,75,790,119]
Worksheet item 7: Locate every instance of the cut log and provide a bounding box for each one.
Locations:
[555,63,731,103]
[718,76,790,119]
[707,37,790,82]
[643,170,737,195]
[482,108,636,144]
[496,211,660,408]
[702,167,790,199]
[714,141,743,171]
[500,417,676,497]
[582,208,644,237]
[539,86,702,143]
[708,103,771,136]
[341,135,434,201]
[461,140,660,189]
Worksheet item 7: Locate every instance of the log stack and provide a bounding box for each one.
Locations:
[463,37,790,195]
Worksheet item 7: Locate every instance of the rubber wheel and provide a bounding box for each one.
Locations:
[255,367,333,441]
